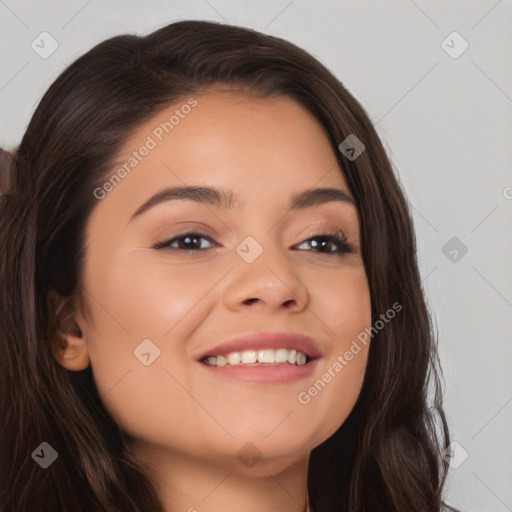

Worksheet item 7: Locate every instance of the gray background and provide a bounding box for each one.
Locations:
[1,1,511,510]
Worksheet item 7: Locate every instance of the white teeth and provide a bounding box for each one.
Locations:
[296,351,307,366]
[275,348,288,363]
[203,348,309,367]
[241,350,257,364]
[228,352,240,365]
[258,349,275,363]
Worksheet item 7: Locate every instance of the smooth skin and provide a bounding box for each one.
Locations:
[52,89,372,512]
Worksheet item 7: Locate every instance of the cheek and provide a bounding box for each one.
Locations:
[113,251,228,336]
[297,264,371,444]
[81,252,231,433]
[307,261,372,341]
[86,250,222,350]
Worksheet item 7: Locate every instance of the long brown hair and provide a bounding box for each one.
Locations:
[0,20,457,512]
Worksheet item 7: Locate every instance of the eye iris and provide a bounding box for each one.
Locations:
[311,237,333,252]
[180,235,200,250]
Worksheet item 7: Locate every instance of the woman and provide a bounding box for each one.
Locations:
[0,20,458,512]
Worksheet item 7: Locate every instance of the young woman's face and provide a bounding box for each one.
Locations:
[75,89,371,471]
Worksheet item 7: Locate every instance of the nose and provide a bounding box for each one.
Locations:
[222,243,309,313]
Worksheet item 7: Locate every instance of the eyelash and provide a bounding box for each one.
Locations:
[152,231,355,256]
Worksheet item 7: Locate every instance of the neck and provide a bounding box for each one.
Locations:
[132,443,310,512]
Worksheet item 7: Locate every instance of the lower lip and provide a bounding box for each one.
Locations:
[199,360,319,383]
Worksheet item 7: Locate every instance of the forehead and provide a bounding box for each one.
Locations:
[119,90,346,183]
[120,88,333,157]
[89,89,355,230]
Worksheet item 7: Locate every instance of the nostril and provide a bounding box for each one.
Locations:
[244,298,259,305]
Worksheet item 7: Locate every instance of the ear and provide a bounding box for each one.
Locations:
[47,288,90,371]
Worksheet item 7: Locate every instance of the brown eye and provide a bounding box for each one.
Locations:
[294,233,354,255]
[153,232,217,251]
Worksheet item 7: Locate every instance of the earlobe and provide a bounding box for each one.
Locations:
[56,344,90,371]
[47,289,90,371]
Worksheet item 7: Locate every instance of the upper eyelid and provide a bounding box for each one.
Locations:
[161,229,348,242]
[157,218,352,237]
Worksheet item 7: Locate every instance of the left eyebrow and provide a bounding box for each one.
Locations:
[128,185,356,224]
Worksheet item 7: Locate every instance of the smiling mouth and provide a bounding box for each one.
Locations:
[201,348,311,367]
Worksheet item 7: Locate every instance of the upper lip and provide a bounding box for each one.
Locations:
[197,331,323,361]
